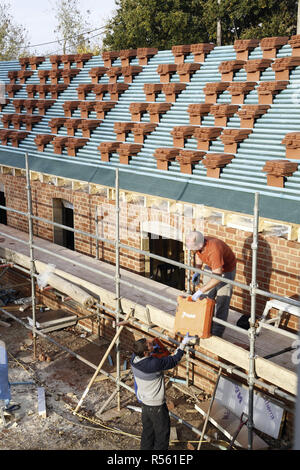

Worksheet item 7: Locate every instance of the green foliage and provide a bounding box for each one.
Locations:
[102,0,299,50]
[201,0,297,44]
[0,2,29,60]
[103,0,208,50]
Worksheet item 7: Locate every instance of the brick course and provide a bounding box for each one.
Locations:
[0,173,299,330]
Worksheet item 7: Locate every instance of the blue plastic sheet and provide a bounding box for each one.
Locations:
[0,341,10,402]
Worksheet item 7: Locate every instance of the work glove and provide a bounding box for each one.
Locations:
[192,273,200,285]
[180,332,196,349]
[192,290,205,301]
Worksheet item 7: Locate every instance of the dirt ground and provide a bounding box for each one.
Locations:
[0,303,223,453]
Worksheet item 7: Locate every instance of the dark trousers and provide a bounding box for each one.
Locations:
[203,267,236,338]
[141,403,170,450]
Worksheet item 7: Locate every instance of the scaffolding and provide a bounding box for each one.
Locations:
[0,152,299,450]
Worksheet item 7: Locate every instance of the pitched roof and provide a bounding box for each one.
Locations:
[0,38,300,223]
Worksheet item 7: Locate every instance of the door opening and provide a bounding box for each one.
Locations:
[0,191,7,225]
[149,235,185,290]
[53,199,74,250]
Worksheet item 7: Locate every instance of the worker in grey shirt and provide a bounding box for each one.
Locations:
[130,333,194,450]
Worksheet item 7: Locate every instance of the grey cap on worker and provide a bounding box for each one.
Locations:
[186,231,204,250]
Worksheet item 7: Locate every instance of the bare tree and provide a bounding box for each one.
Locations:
[0,1,29,60]
[53,0,93,54]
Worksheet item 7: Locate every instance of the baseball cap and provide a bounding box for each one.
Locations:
[185,231,204,250]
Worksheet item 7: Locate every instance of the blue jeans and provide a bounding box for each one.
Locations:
[203,267,236,337]
[141,403,170,450]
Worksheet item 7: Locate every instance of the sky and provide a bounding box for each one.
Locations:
[8,0,117,54]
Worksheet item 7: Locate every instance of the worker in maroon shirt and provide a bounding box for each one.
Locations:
[186,231,237,338]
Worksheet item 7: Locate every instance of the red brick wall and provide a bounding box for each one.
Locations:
[1,173,299,330]
[202,222,300,329]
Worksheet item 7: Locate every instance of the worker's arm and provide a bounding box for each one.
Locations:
[200,267,222,294]
[192,266,223,301]
[139,348,185,374]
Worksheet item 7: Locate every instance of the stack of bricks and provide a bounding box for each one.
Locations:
[156,64,178,83]
[187,104,212,125]
[78,101,96,119]
[260,36,289,59]
[176,150,206,174]
[172,42,215,64]
[281,133,300,159]
[227,82,257,104]
[0,129,29,147]
[201,153,235,178]
[92,84,109,100]
[102,50,119,67]
[114,122,135,141]
[107,83,129,100]
[233,39,260,60]
[257,81,289,105]
[162,83,186,102]
[218,60,245,81]
[8,70,33,84]
[129,102,149,121]
[137,47,158,65]
[61,69,81,85]
[63,101,81,118]
[144,84,163,102]
[154,148,180,170]
[272,56,300,80]
[80,120,102,138]
[193,127,223,151]
[77,83,95,100]
[117,143,143,164]
[94,101,117,119]
[64,118,83,136]
[210,104,239,126]
[172,44,191,64]
[89,67,108,84]
[243,58,273,81]
[237,105,270,128]
[121,65,143,83]
[203,82,230,104]
[49,118,67,134]
[171,126,195,147]
[61,54,77,70]
[147,103,172,123]
[6,85,22,98]
[119,49,137,66]
[262,160,298,187]
[34,134,55,152]
[176,63,201,82]
[220,128,253,153]
[288,34,300,57]
[38,69,81,86]
[98,142,121,162]
[132,123,157,144]
[106,66,122,83]
[190,43,215,62]
[52,136,88,156]
[2,112,41,132]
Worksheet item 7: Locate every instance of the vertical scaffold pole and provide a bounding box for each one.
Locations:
[115,169,121,411]
[248,192,259,450]
[25,153,37,358]
[95,206,99,261]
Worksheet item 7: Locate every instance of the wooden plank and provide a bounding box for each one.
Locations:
[0,236,297,396]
